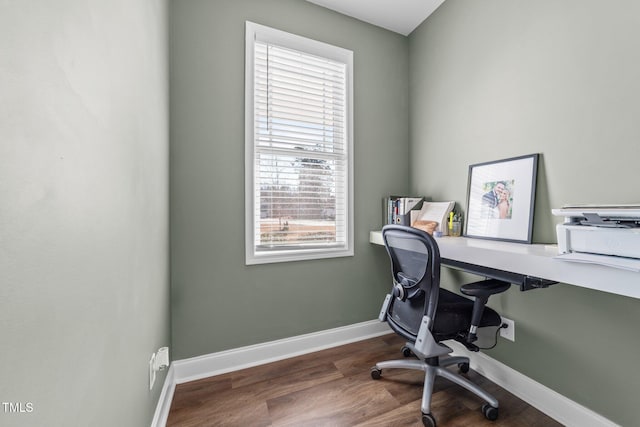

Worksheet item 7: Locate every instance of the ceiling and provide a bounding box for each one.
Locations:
[305,0,446,36]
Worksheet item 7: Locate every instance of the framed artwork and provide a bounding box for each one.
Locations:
[464,154,539,243]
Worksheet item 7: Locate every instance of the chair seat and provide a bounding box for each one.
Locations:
[388,288,503,343]
[432,289,502,340]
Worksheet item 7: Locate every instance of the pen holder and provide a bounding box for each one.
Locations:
[449,221,462,237]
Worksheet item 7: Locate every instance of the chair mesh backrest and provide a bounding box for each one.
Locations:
[382,225,441,338]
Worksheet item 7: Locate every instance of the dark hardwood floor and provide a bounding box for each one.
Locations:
[167,334,562,426]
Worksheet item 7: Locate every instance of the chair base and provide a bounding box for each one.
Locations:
[371,346,499,423]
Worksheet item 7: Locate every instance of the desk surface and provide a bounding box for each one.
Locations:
[370,231,640,300]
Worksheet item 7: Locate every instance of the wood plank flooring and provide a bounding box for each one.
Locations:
[167,334,562,427]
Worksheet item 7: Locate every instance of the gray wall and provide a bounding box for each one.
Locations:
[0,1,170,426]
[170,0,408,359]
[409,1,640,425]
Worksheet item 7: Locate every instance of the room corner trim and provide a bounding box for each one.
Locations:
[150,364,176,427]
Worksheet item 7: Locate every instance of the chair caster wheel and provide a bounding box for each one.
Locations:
[370,367,382,380]
[401,345,413,357]
[458,362,469,373]
[482,403,499,421]
[421,412,436,427]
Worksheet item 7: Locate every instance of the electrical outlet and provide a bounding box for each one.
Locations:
[500,317,515,342]
[154,347,170,371]
[149,352,156,390]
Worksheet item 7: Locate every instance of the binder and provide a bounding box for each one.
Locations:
[384,196,424,226]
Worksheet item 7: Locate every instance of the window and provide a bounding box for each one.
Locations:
[245,22,354,265]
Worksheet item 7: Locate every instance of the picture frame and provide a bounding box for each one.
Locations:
[464,154,539,243]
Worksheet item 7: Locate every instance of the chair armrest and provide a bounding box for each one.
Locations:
[461,279,510,298]
[460,279,510,346]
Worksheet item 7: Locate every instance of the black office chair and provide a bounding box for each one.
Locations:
[371,225,510,427]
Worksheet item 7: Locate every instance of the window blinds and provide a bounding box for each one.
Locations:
[252,40,348,251]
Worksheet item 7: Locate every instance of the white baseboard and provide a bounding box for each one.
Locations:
[150,364,176,427]
[448,341,618,427]
[151,320,617,427]
[172,320,391,384]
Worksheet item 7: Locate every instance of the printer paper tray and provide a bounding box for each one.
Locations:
[554,252,640,272]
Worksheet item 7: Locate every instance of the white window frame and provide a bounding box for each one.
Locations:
[245,21,354,265]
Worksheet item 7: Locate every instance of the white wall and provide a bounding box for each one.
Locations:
[0,1,170,426]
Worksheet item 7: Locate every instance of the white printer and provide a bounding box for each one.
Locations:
[552,204,640,259]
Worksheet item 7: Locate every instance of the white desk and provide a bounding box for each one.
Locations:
[370,231,640,300]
